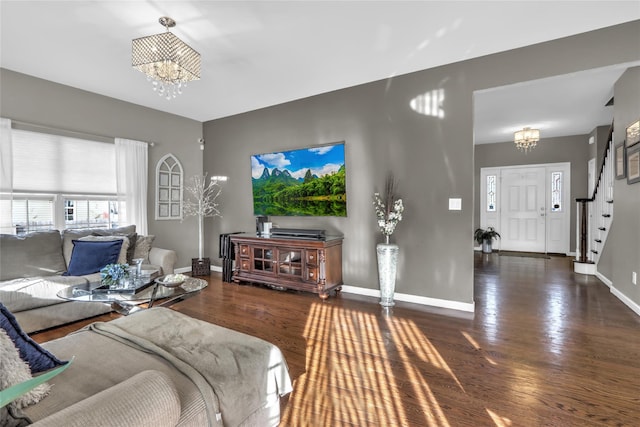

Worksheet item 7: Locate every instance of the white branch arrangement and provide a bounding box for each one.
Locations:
[182,174,222,260]
[373,174,404,244]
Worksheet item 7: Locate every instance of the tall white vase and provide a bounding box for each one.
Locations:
[376,242,399,307]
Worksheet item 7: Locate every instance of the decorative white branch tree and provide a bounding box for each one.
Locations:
[182,174,222,260]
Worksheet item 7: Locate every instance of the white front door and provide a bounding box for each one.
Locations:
[480,163,570,254]
[499,167,547,252]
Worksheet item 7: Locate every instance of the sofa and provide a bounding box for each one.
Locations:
[1,306,293,426]
[0,226,177,333]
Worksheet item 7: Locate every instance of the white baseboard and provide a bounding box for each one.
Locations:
[610,285,640,317]
[595,271,612,288]
[595,271,639,317]
[178,264,637,317]
[341,285,475,313]
[178,265,474,313]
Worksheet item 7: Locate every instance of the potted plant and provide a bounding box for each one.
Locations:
[474,227,501,253]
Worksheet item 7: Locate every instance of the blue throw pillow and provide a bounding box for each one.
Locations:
[65,239,123,276]
[0,302,66,374]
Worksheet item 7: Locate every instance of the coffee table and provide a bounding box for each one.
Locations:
[57,276,208,315]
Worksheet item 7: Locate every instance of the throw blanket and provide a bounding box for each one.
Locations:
[87,308,293,427]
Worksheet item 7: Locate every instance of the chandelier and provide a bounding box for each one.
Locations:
[514,127,540,153]
[132,17,201,100]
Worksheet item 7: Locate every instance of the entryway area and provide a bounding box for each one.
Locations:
[480,162,570,254]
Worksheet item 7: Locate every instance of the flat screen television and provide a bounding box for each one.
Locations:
[251,142,346,217]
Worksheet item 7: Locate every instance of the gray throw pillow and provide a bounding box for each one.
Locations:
[0,231,66,281]
[133,235,155,264]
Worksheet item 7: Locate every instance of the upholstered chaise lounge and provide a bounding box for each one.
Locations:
[7,307,293,426]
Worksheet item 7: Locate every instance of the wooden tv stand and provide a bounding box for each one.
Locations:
[230,233,343,299]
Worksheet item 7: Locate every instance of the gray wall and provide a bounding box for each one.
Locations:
[474,135,591,252]
[601,66,640,307]
[203,21,640,306]
[0,69,204,269]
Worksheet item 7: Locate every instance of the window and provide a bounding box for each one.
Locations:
[156,154,183,220]
[551,172,562,212]
[5,128,122,235]
[12,196,55,234]
[486,175,497,212]
[8,194,120,235]
[64,198,119,230]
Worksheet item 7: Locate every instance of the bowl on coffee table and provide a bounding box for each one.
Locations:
[155,274,188,288]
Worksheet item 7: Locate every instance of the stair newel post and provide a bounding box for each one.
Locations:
[576,198,590,263]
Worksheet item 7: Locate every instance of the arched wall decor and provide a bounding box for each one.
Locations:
[155,153,183,220]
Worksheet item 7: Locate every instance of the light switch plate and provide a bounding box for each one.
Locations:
[449,198,462,211]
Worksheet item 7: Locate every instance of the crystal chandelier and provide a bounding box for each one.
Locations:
[132,17,201,100]
[514,127,540,153]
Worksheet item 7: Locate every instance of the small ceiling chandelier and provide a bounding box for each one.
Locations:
[132,17,201,100]
[514,127,540,153]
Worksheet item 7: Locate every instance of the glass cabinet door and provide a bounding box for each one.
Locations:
[253,247,273,272]
[278,249,302,277]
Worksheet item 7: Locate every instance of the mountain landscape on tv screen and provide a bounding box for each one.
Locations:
[251,143,347,217]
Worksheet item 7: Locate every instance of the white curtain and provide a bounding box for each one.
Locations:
[0,118,13,233]
[115,138,148,235]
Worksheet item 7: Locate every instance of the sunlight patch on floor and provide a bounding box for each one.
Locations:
[461,330,497,365]
[280,302,475,425]
[385,315,455,426]
[281,302,406,425]
[486,408,513,426]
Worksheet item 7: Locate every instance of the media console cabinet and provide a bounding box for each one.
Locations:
[230,233,343,299]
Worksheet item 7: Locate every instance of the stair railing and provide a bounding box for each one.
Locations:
[575,124,614,267]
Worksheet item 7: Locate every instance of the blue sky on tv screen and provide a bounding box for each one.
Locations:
[251,143,345,180]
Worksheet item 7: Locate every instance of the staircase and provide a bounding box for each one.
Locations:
[575,125,614,274]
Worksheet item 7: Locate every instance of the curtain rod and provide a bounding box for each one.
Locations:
[10,120,155,146]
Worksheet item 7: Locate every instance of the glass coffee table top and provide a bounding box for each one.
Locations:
[57,276,208,314]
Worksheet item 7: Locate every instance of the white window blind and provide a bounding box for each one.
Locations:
[12,129,116,194]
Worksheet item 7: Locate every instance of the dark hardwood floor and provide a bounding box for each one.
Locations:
[32,253,640,426]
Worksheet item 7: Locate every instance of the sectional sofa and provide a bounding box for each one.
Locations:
[0,226,177,333]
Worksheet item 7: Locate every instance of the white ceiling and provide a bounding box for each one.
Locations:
[1,1,639,144]
[474,63,639,144]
